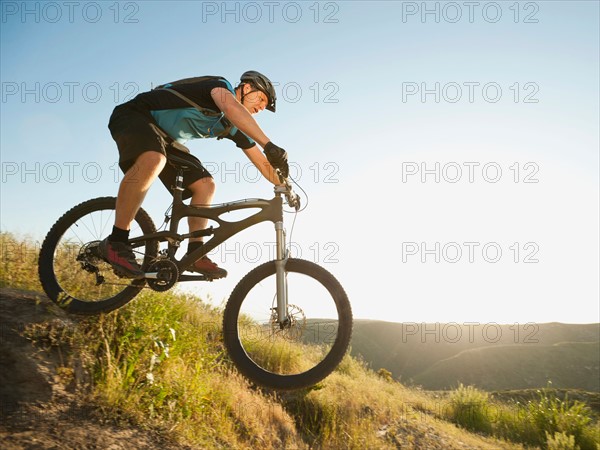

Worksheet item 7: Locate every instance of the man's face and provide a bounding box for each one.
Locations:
[241,83,268,115]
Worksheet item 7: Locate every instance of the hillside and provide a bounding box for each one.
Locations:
[0,288,182,449]
[1,232,598,449]
[349,319,600,391]
[0,287,526,450]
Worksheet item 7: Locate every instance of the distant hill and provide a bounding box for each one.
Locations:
[414,341,600,391]
[348,320,600,392]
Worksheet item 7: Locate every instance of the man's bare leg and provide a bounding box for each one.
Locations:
[115,151,167,230]
[187,176,216,241]
[98,151,167,278]
[186,176,226,278]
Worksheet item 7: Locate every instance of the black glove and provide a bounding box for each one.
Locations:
[264,142,289,178]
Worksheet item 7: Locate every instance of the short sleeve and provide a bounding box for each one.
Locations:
[224,128,256,150]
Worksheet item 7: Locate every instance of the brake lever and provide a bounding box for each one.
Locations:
[275,169,300,211]
[284,190,299,209]
[292,194,301,211]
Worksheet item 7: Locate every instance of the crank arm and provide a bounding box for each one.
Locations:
[178,274,211,282]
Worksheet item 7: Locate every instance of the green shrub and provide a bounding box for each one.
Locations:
[493,388,599,450]
[446,384,493,434]
[377,368,394,382]
[526,389,596,450]
[546,431,580,450]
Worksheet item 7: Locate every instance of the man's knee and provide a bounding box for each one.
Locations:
[135,151,167,172]
[189,176,216,196]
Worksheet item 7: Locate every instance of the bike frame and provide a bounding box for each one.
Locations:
[128,167,291,324]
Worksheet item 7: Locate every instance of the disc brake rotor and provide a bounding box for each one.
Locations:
[270,304,307,341]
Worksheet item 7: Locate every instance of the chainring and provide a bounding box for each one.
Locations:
[147,259,179,292]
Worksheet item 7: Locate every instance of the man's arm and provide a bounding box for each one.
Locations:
[211,87,269,148]
[242,145,283,186]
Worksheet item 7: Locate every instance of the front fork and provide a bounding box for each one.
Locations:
[274,221,289,325]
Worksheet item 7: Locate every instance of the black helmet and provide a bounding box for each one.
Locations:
[240,70,276,112]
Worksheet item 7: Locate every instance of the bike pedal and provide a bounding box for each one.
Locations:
[113,268,127,278]
[113,268,143,279]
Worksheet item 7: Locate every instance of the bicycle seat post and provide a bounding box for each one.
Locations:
[164,168,186,247]
[168,168,186,209]
[175,169,185,192]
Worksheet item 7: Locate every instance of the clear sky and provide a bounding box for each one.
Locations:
[1,1,598,324]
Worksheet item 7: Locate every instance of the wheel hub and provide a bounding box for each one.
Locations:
[270,304,306,341]
[76,241,107,284]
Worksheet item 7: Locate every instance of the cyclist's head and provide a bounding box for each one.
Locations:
[239,70,276,113]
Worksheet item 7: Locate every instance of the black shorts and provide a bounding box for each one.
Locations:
[108,102,212,200]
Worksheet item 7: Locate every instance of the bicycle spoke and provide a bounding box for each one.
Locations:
[237,271,340,376]
[52,208,146,302]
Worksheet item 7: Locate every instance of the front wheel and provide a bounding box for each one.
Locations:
[38,197,158,315]
[223,258,353,390]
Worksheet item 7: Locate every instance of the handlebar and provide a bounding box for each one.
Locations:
[275,170,301,211]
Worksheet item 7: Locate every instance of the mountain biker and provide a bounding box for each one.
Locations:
[99,71,290,280]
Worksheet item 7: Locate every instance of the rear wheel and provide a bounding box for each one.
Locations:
[38,197,158,314]
[223,258,352,390]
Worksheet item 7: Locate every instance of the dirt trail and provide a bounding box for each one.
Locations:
[0,287,187,450]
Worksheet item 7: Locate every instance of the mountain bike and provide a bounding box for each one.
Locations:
[38,150,353,390]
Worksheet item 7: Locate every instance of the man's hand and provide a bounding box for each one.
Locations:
[264,142,289,178]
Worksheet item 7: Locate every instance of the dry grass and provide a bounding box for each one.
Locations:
[278,357,525,449]
[0,231,43,291]
[5,231,597,449]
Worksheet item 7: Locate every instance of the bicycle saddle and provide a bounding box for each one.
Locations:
[166,147,204,171]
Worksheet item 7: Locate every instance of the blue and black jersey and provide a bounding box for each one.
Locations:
[128,76,255,150]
